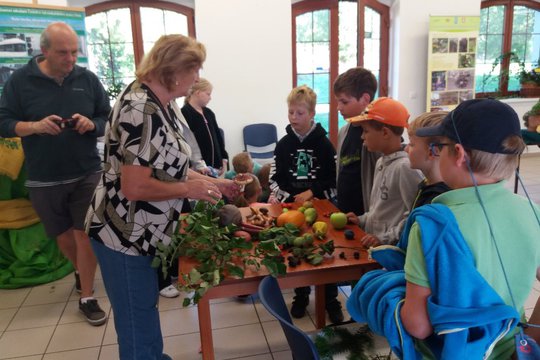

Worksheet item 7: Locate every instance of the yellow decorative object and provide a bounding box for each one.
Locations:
[0,199,40,229]
[0,137,24,180]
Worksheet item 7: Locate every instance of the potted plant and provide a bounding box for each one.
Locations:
[482,52,540,97]
[517,58,540,97]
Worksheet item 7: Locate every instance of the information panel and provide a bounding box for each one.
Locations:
[427,16,480,112]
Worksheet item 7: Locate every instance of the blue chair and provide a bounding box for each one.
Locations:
[258,276,320,360]
[243,123,277,164]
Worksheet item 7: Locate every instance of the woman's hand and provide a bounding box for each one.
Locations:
[293,190,313,204]
[185,179,222,204]
[214,178,240,200]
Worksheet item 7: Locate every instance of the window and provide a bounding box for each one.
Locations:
[476,0,540,97]
[85,0,194,95]
[292,0,389,144]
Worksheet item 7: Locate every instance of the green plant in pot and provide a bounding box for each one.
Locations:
[483,52,540,97]
[523,100,540,139]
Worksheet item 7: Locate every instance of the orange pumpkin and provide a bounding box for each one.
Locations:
[276,210,305,228]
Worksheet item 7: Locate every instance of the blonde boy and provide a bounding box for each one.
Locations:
[346,97,423,247]
[269,85,341,323]
[347,99,539,359]
[399,98,540,358]
[406,111,451,209]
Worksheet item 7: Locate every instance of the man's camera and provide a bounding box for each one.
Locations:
[53,118,78,129]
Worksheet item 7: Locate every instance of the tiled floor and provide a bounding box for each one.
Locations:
[1,155,539,360]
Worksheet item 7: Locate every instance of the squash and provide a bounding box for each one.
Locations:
[276,210,305,228]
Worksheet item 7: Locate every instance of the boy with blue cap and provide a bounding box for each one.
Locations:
[347,99,540,359]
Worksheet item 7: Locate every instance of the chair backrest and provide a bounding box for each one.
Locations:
[258,276,320,360]
[243,123,278,163]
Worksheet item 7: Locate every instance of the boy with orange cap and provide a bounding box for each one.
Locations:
[346,97,423,247]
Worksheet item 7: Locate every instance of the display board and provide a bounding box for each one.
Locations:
[427,16,480,112]
[0,3,86,94]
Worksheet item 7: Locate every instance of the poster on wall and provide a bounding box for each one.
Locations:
[427,16,480,112]
[0,3,85,94]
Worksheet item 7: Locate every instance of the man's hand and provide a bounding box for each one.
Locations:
[32,115,63,135]
[72,114,95,134]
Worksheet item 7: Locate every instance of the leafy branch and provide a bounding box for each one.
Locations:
[152,201,288,306]
[152,201,364,306]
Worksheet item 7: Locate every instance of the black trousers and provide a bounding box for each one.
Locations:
[294,283,339,304]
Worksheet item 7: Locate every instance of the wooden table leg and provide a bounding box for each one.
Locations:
[197,297,214,360]
[314,285,326,328]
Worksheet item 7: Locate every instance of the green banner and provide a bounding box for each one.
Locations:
[0,4,86,94]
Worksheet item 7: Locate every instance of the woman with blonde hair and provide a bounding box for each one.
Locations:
[182,78,229,176]
[86,34,238,359]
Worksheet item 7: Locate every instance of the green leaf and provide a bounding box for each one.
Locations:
[212,269,221,285]
[182,297,192,307]
[151,256,161,268]
[261,258,278,276]
[227,265,245,279]
[189,268,201,283]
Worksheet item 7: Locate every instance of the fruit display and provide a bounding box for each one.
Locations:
[330,212,348,229]
[312,221,328,239]
[245,207,274,227]
[276,210,305,228]
[217,204,243,226]
[304,207,318,225]
[344,229,355,240]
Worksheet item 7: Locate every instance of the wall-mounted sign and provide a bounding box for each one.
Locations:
[427,16,480,112]
[0,3,85,94]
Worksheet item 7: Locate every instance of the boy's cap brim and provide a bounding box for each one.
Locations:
[345,97,410,128]
[415,99,521,154]
[346,113,370,123]
[415,123,445,137]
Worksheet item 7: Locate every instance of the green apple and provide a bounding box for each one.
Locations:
[330,212,348,230]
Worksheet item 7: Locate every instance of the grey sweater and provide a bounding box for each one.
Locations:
[357,151,424,244]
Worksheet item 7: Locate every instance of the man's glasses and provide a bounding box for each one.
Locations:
[429,142,452,157]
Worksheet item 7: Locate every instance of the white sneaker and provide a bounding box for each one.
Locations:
[159,285,180,298]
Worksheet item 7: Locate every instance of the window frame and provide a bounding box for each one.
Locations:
[292,0,389,145]
[85,0,195,67]
[479,0,540,97]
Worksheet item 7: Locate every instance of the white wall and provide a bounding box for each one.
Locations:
[10,0,539,155]
[194,0,292,156]
[388,0,481,118]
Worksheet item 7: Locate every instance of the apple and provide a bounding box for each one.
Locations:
[330,212,348,230]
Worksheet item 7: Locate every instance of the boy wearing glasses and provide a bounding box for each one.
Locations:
[346,97,423,247]
[400,98,539,358]
[405,111,451,209]
[348,99,539,359]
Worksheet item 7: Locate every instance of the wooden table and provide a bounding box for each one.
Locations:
[178,199,381,360]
